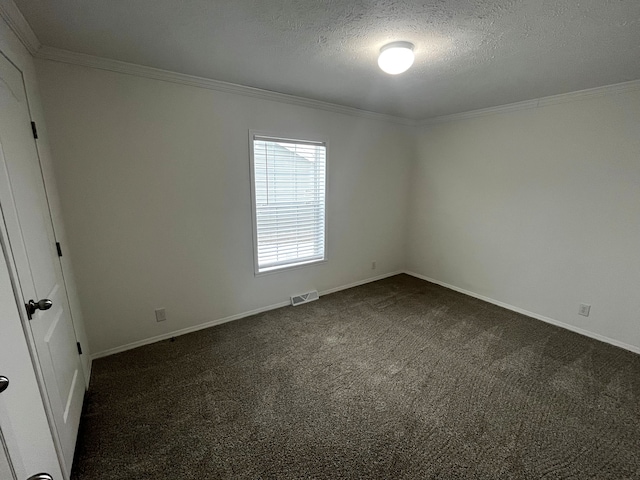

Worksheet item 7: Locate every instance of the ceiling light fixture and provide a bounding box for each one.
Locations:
[378,41,415,75]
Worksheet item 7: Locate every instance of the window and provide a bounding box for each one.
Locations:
[250,133,327,274]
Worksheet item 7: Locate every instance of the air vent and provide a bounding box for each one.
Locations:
[291,290,319,306]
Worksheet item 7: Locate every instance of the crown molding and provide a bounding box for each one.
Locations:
[3,0,637,129]
[35,45,417,126]
[0,0,40,54]
[418,79,640,127]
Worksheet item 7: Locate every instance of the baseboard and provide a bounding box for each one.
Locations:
[91,270,404,360]
[404,270,640,355]
[82,357,92,390]
[90,299,290,360]
[320,270,403,296]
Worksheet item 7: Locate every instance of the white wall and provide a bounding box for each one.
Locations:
[35,59,413,356]
[408,88,640,351]
[33,53,640,357]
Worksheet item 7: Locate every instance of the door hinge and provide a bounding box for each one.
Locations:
[76,342,83,355]
[31,121,38,139]
[56,242,63,257]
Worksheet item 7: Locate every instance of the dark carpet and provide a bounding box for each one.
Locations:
[72,274,640,479]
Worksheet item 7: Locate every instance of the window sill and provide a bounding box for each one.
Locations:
[255,258,327,276]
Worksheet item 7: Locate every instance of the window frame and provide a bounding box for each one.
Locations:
[248,130,328,276]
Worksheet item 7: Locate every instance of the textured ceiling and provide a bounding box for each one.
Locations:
[14,0,640,119]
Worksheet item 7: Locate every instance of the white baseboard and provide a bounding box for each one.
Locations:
[404,270,640,355]
[91,270,403,360]
[84,358,93,390]
[90,299,289,360]
[320,270,403,296]
[92,269,637,360]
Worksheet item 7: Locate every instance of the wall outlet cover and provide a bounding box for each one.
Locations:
[155,308,167,322]
[578,304,591,317]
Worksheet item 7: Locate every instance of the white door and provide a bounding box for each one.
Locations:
[0,234,63,479]
[0,50,85,477]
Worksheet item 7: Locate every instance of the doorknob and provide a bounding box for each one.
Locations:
[0,376,8,393]
[26,474,53,480]
[25,299,53,320]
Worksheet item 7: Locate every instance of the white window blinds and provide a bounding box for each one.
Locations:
[251,134,327,273]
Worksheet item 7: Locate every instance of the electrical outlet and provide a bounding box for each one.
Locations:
[371,261,376,270]
[578,304,591,317]
[155,308,167,322]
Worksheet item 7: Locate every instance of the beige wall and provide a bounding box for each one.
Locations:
[35,59,413,355]
[408,89,640,351]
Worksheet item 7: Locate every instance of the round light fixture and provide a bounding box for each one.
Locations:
[378,41,415,75]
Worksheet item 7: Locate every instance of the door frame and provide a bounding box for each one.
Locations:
[0,425,17,480]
